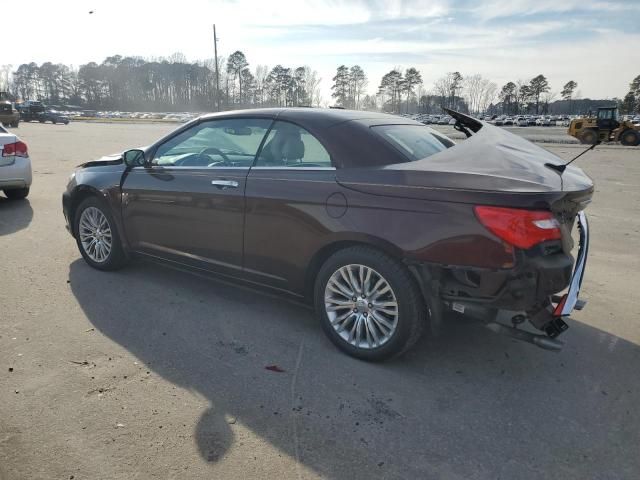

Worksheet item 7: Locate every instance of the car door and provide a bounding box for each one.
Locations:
[121,117,272,277]
[243,120,337,293]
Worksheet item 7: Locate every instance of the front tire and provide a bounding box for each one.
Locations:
[315,246,426,361]
[74,197,127,271]
[580,129,598,144]
[4,187,29,199]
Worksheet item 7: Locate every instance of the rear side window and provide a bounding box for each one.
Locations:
[371,125,454,162]
[255,121,332,168]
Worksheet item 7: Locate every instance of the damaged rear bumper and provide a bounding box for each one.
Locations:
[439,211,589,350]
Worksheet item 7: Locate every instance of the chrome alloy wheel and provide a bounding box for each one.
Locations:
[78,207,112,263]
[324,264,399,349]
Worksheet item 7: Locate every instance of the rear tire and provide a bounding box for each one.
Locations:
[74,196,128,271]
[620,129,640,146]
[314,246,426,361]
[4,187,29,200]
[580,129,598,144]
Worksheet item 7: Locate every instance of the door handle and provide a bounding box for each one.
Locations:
[211,180,239,189]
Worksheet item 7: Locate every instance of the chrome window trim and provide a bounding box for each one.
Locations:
[250,166,336,171]
[132,166,250,171]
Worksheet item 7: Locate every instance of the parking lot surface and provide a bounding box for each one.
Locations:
[1,122,639,480]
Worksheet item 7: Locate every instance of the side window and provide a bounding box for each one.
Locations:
[255,121,332,168]
[152,118,272,167]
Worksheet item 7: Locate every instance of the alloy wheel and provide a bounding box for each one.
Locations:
[324,264,399,349]
[78,207,112,263]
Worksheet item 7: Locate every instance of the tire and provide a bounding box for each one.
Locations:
[580,129,598,145]
[51,120,56,125]
[74,196,128,271]
[4,187,29,200]
[314,246,426,361]
[39,119,44,123]
[11,120,19,128]
[620,129,640,147]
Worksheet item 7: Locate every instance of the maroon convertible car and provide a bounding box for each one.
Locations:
[63,108,593,360]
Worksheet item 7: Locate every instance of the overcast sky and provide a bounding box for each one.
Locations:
[6,0,639,102]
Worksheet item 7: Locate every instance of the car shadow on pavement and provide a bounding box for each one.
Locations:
[69,258,640,480]
[0,197,33,236]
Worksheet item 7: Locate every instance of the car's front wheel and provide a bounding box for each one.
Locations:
[315,246,426,361]
[74,197,127,271]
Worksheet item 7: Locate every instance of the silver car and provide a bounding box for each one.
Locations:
[0,125,32,199]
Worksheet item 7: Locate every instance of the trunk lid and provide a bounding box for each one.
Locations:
[336,122,594,212]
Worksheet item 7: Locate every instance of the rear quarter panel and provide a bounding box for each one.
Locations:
[243,169,512,297]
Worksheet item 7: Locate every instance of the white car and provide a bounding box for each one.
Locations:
[0,125,32,199]
[516,117,528,127]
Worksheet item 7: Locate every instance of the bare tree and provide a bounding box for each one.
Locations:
[464,74,497,114]
[303,67,322,107]
[349,65,367,109]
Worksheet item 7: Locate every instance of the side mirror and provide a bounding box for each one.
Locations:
[123,149,146,167]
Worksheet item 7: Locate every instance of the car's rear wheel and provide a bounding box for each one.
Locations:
[74,197,127,271]
[620,129,639,146]
[315,246,426,361]
[4,187,29,200]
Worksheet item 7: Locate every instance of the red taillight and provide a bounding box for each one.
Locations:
[2,141,28,157]
[474,206,562,249]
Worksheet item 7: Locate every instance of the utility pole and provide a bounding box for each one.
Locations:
[213,24,220,111]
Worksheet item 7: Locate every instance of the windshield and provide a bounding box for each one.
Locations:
[371,124,455,162]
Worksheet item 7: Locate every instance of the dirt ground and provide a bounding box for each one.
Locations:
[1,122,639,480]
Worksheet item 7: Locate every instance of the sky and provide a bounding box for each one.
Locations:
[5,0,640,103]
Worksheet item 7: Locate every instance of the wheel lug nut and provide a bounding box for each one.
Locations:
[352,297,356,301]
[368,303,373,308]
[353,308,358,313]
[363,312,368,317]
[361,294,366,299]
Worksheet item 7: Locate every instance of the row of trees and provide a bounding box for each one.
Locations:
[1,52,322,111]
[1,57,637,116]
[497,75,576,115]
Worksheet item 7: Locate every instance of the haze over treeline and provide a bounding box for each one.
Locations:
[1,53,638,115]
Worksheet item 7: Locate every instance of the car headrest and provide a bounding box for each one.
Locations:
[282,138,305,160]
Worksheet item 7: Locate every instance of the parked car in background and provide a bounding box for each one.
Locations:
[494,117,504,126]
[0,125,31,199]
[63,108,593,360]
[17,101,46,123]
[0,101,20,127]
[40,110,70,125]
[503,117,514,126]
[438,116,451,125]
[516,117,528,127]
[448,117,457,125]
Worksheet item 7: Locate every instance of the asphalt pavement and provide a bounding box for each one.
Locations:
[1,121,639,480]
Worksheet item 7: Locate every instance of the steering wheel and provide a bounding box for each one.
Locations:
[199,147,230,164]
